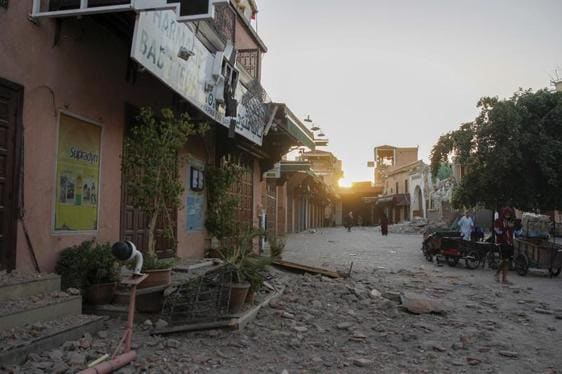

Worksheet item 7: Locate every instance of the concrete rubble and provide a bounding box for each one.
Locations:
[2,229,561,373]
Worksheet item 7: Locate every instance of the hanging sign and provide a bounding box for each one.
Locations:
[131,9,265,145]
[54,113,101,232]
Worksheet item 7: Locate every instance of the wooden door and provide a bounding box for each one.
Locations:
[0,79,23,271]
[120,105,176,258]
[265,180,277,238]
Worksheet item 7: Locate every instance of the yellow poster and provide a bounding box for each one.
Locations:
[55,113,101,231]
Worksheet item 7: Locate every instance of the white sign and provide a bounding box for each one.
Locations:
[131,10,265,145]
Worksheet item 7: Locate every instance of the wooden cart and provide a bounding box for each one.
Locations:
[513,238,562,277]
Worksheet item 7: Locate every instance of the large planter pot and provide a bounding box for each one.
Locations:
[138,268,172,289]
[229,282,250,314]
[136,285,169,313]
[86,282,116,305]
[245,289,256,305]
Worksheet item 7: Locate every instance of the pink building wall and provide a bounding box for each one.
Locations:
[0,3,210,271]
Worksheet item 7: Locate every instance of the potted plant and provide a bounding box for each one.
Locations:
[55,240,119,305]
[121,107,207,287]
[84,242,120,304]
[267,234,286,260]
[132,256,176,289]
[220,228,271,312]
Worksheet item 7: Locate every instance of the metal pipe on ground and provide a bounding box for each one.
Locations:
[78,351,137,374]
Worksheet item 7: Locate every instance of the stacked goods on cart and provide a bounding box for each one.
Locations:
[521,213,550,239]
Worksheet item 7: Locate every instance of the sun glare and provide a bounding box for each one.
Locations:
[338,178,352,188]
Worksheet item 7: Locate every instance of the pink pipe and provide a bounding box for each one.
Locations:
[78,351,137,374]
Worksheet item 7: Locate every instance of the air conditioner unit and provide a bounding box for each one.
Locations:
[208,42,239,105]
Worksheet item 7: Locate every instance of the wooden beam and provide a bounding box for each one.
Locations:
[272,259,342,279]
[151,319,236,335]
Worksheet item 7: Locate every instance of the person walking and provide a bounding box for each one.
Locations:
[494,207,515,284]
[458,211,474,241]
[380,213,389,236]
[344,211,354,232]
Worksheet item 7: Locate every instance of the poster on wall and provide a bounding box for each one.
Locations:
[187,163,205,231]
[54,113,101,231]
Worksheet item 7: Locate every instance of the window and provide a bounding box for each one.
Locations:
[190,167,204,191]
[405,179,408,194]
[395,182,399,194]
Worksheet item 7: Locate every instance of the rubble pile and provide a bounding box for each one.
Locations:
[0,270,52,287]
[386,218,430,234]
[3,266,560,373]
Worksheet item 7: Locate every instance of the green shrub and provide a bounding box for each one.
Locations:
[55,240,119,290]
[134,255,176,271]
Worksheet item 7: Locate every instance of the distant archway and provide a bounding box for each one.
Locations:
[413,186,424,218]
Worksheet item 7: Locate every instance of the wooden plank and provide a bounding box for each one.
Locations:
[151,319,236,335]
[272,259,342,278]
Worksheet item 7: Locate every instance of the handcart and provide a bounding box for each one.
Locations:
[513,238,562,277]
[422,232,486,269]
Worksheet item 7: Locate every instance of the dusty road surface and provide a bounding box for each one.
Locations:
[3,227,562,374]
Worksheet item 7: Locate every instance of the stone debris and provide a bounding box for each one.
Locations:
[155,319,168,329]
[352,358,373,367]
[382,291,401,303]
[336,322,353,330]
[534,308,553,315]
[498,351,519,359]
[3,230,561,373]
[399,293,447,315]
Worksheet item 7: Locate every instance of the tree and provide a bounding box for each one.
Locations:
[431,89,562,211]
[122,107,207,257]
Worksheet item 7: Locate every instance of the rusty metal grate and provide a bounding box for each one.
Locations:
[160,265,235,325]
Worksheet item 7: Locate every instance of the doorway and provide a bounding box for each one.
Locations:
[120,105,177,258]
[0,78,23,271]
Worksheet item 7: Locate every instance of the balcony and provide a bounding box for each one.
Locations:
[206,3,236,45]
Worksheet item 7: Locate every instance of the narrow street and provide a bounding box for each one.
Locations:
[7,229,562,374]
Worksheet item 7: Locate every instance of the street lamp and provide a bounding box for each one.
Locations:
[304,115,320,131]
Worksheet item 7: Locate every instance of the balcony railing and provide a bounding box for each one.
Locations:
[237,49,260,80]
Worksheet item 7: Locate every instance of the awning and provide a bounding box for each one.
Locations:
[285,113,315,150]
[268,103,315,150]
[376,194,410,207]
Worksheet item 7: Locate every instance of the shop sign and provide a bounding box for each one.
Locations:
[131,10,265,145]
[264,163,281,179]
[54,113,101,232]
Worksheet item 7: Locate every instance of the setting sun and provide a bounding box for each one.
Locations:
[338,178,352,188]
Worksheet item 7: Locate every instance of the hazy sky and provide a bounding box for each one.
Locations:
[257,0,562,184]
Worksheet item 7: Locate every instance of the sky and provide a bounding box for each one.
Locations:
[256,0,562,185]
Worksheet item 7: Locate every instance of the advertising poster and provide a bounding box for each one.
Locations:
[54,113,101,231]
[187,161,205,232]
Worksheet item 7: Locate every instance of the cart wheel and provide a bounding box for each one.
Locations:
[514,255,528,276]
[549,267,561,277]
[487,253,499,270]
[465,250,480,270]
[446,256,459,267]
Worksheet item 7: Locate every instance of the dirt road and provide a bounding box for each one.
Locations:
[4,227,561,373]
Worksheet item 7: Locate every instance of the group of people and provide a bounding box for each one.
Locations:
[343,211,389,235]
[458,208,515,284]
[344,208,516,284]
